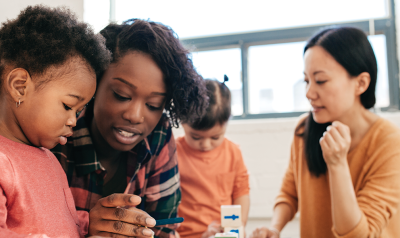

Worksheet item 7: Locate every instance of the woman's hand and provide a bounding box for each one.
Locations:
[88,193,156,237]
[249,227,279,238]
[200,221,223,238]
[320,121,351,167]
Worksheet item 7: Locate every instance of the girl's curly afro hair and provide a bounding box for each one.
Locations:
[99,19,208,127]
[0,5,111,87]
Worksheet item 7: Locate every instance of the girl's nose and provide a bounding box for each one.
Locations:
[66,114,77,127]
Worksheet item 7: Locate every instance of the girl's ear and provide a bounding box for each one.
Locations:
[355,72,371,96]
[6,68,33,102]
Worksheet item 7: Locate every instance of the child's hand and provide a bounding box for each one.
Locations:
[320,121,351,168]
[201,221,223,238]
[249,227,279,238]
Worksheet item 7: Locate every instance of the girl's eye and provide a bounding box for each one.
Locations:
[76,107,85,117]
[114,92,130,101]
[192,137,200,140]
[212,137,220,140]
[63,104,72,111]
[304,78,309,84]
[147,104,163,111]
[316,80,327,85]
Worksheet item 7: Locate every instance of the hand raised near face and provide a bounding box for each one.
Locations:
[320,121,351,167]
[88,193,156,238]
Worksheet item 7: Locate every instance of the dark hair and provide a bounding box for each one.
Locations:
[297,26,377,177]
[184,78,231,130]
[0,5,111,88]
[96,18,208,127]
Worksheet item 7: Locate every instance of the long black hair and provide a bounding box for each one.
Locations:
[296,27,377,177]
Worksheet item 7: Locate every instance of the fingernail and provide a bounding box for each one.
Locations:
[320,137,323,142]
[327,126,331,131]
[129,196,141,204]
[146,217,156,226]
[143,228,154,236]
[323,132,326,136]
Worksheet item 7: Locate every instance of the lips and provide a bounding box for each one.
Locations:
[311,104,324,113]
[63,132,73,138]
[58,132,73,146]
[113,126,143,145]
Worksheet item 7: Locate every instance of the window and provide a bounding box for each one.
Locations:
[191,48,243,116]
[85,0,398,119]
[111,0,388,38]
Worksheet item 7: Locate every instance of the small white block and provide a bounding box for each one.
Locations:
[215,232,239,238]
[224,226,244,238]
[221,205,242,227]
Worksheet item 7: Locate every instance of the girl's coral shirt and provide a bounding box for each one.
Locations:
[0,135,87,238]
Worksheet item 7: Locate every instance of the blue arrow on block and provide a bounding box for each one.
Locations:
[224,214,239,220]
[229,229,239,233]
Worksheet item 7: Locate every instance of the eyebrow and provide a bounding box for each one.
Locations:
[67,94,84,101]
[303,70,325,76]
[190,132,223,137]
[113,77,136,88]
[113,77,167,96]
[313,71,325,76]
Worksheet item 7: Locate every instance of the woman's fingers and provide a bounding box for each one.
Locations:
[89,194,157,237]
[92,206,153,227]
[332,121,351,142]
[326,125,343,144]
[91,220,154,237]
[99,194,142,208]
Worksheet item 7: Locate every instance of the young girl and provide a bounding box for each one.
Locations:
[250,27,400,238]
[0,5,110,237]
[176,77,250,238]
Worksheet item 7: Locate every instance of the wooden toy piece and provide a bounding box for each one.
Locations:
[221,205,242,227]
[224,226,244,238]
[215,232,239,238]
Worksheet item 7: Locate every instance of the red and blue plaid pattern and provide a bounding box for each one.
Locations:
[52,113,181,238]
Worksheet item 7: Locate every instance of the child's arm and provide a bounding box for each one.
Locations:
[233,194,250,226]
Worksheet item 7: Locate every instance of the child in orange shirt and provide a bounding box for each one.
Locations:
[176,77,250,238]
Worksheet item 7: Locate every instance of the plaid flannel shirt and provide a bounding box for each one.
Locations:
[52,113,181,238]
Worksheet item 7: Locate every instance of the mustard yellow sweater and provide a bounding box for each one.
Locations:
[276,118,400,238]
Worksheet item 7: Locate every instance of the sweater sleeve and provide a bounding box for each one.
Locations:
[274,138,298,220]
[332,134,400,238]
[232,147,250,200]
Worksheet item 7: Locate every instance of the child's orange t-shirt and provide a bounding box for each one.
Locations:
[176,136,249,238]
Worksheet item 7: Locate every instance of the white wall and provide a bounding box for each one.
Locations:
[0,0,83,23]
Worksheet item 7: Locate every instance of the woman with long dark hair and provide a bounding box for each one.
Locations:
[250,27,400,238]
[52,19,208,238]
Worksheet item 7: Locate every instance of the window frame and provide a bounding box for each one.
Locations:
[180,0,399,119]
